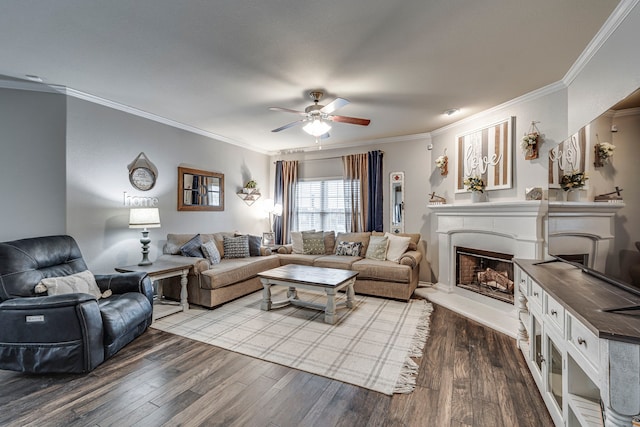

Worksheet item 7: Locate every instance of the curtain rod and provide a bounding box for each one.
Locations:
[273,151,384,164]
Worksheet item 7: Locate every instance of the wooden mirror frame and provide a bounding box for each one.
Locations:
[177,166,224,211]
[390,172,404,234]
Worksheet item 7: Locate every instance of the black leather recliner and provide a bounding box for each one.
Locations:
[0,235,153,373]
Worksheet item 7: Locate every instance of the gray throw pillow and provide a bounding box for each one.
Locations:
[180,234,205,258]
[223,235,250,258]
[236,234,262,256]
[365,235,389,261]
[201,240,221,265]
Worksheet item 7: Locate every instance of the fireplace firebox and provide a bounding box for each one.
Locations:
[455,247,515,304]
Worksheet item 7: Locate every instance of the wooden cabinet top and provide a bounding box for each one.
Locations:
[516,259,640,344]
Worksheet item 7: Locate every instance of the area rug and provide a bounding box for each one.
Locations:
[151,288,433,395]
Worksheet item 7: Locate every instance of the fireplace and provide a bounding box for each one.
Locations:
[455,247,515,304]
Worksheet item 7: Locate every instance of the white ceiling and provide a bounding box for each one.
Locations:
[0,0,621,153]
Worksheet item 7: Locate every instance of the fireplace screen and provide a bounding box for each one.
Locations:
[455,247,514,304]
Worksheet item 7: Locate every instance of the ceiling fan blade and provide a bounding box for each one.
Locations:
[328,115,371,126]
[271,120,304,132]
[320,97,350,114]
[269,107,307,116]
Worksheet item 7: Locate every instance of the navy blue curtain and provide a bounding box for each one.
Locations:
[367,150,384,231]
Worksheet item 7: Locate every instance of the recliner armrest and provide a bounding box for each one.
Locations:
[95,272,153,307]
[0,293,96,309]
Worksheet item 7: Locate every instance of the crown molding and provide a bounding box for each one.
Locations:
[613,106,640,117]
[52,86,271,155]
[0,79,61,93]
[429,80,566,138]
[563,0,640,86]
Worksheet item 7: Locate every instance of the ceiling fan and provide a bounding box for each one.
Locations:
[270,91,371,139]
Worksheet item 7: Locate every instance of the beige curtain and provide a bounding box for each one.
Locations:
[342,153,369,232]
[276,160,298,244]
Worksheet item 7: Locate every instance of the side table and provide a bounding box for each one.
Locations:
[115,260,192,321]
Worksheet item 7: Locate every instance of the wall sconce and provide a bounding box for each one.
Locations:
[129,208,161,266]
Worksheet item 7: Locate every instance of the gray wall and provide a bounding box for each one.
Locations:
[65,97,271,273]
[0,87,67,241]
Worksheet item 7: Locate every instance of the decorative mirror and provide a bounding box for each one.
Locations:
[390,172,404,234]
[177,166,224,211]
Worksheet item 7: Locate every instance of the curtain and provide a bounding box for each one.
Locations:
[274,160,298,244]
[367,150,384,231]
[342,153,369,232]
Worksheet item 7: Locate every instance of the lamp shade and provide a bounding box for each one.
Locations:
[303,119,331,137]
[129,208,161,229]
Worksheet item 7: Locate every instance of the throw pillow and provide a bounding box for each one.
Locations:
[302,231,325,255]
[385,232,411,263]
[291,230,316,254]
[180,234,205,258]
[323,231,336,255]
[365,235,389,261]
[236,233,262,256]
[201,240,221,265]
[35,270,105,299]
[223,235,250,258]
[335,241,363,257]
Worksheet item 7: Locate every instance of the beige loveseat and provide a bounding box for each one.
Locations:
[158,231,427,308]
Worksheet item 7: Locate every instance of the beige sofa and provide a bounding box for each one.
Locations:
[159,231,427,308]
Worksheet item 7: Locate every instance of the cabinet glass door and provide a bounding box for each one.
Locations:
[547,336,563,409]
[533,316,543,373]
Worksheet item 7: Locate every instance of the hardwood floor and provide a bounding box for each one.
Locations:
[0,304,553,427]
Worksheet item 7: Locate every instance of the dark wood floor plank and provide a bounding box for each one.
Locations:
[0,302,552,427]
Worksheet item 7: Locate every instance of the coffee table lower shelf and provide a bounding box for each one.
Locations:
[258,265,358,325]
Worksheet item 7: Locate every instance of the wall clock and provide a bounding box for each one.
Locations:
[127,152,158,191]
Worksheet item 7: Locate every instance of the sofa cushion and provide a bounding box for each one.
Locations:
[302,231,326,255]
[36,270,103,299]
[352,259,412,283]
[385,233,411,263]
[365,235,389,261]
[335,241,363,257]
[335,232,371,255]
[291,230,317,254]
[236,234,263,257]
[200,256,280,289]
[373,231,420,251]
[277,253,325,266]
[201,241,221,265]
[223,235,250,259]
[180,234,205,258]
[323,231,336,254]
[313,254,362,270]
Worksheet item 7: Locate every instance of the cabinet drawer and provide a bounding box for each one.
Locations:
[568,314,600,368]
[528,280,543,312]
[545,294,565,334]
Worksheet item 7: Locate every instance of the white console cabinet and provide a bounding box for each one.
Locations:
[515,260,640,427]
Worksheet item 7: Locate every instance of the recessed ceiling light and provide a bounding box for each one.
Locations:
[25,75,43,82]
[444,108,460,116]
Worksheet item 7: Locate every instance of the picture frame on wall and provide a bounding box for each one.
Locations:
[262,232,276,247]
[455,117,514,193]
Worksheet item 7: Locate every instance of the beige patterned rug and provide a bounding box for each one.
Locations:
[151,288,432,395]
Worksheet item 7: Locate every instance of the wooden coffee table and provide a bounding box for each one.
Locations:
[258,264,358,324]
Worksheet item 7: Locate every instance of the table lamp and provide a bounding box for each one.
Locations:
[129,208,161,266]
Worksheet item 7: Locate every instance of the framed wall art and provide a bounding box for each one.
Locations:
[548,127,588,189]
[455,117,514,193]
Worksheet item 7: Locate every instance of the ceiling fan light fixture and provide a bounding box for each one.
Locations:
[303,118,331,137]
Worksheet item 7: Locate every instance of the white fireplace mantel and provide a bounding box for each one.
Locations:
[423,200,546,336]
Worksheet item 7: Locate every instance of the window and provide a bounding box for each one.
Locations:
[295,178,356,233]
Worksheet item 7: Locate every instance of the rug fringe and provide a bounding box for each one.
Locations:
[394,300,434,394]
